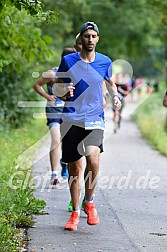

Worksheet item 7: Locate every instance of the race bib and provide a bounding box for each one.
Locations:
[56,99,65,107]
[85,119,105,130]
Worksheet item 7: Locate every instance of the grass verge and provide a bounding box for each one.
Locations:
[0,119,47,252]
[132,88,167,156]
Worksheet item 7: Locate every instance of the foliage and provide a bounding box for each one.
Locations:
[0,67,36,127]
[0,1,57,127]
[0,5,54,72]
[0,0,58,21]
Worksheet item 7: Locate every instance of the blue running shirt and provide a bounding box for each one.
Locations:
[57,52,112,123]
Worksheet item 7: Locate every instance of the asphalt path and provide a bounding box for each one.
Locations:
[28,103,167,252]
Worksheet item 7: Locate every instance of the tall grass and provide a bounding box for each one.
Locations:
[0,119,47,252]
[132,86,167,156]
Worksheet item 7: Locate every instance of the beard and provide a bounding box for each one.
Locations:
[82,41,94,52]
[86,47,94,52]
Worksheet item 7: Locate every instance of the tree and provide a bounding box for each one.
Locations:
[0,0,58,72]
[0,0,57,127]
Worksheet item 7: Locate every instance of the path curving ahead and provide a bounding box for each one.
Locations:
[28,103,167,252]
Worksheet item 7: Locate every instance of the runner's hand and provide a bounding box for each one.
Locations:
[66,83,75,97]
[113,96,122,110]
[47,95,56,102]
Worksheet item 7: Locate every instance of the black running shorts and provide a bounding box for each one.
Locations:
[60,122,104,163]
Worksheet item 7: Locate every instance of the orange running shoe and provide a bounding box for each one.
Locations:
[64,211,79,231]
[84,202,99,225]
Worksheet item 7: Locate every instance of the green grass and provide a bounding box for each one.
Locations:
[0,119,47,252]
[132,87,167,156]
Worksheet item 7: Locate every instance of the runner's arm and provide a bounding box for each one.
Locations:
[106,78,121,109]
[34,70,56,101]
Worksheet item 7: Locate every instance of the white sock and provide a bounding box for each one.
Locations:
[52,171,58,176]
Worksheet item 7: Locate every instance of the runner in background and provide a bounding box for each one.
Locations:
[135,76,144,100]
[33,48,75,185]
[105,73,128,133]
[163,91,167,107]
[74,33,82,52]
[112,82,128,133]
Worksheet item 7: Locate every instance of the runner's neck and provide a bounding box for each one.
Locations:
[79,51,95,63]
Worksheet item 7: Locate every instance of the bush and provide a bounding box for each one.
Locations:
[0,66,38,128]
